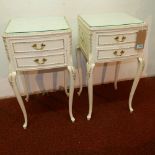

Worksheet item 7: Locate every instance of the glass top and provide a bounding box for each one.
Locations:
[5,16,69,33]
[80,13,144,27]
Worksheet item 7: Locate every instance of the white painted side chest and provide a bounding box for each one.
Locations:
[77,13,147,120]
[3,17,76,128]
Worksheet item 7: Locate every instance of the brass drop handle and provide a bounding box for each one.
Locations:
[114,36,126,42]
[34,58,47,64]
[122,36,126,42]
[113,50,125,56]
[32,43,46,50]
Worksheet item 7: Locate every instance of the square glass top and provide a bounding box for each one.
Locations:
[79,13,144,27]
[5,16,69,34]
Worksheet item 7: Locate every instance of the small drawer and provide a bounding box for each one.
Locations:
[13,39,64,53]
[16,54,65,68]
[97,42,136,51]
[97,48,138,60]
[98,33,137,46]
[14,49,65,58]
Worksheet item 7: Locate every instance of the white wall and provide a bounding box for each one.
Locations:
[0,0,155,98]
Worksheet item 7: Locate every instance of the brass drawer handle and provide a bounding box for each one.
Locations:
[114,36,126,42]
[34,58,47,64]
[113,50,125,56]
[32,43,46,50]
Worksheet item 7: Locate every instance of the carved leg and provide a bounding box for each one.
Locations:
[22,71,29,102]
[76,48,83,96]
[64,70,69,97]
[87,63,95,120]
[8,72,28,129]
[129,57,144,113]
[114,62,121,90]
[67,66,75,122]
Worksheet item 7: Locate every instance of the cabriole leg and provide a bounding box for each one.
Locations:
[87,63,95,120]
[22,71,29,102]
[114,62,121,90]
[67,66,75,122]
[8,72,28,129]
[64,70,69,97]
[129,57,144,113]
[76,48,83,96]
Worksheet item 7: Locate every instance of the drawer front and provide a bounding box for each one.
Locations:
[14,49,65,58]
[97,48,138,60]
[13,39,64,53]
[16,54,65,68]
[98,32,137,46]
[97,42,136,51]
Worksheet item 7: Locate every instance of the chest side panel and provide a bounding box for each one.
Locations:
[78,20,92,60]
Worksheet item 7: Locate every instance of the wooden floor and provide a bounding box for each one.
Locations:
[0,77,155,155]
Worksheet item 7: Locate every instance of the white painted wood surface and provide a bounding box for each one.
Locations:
[5,17,69,33]
[78,13,147,120]
[3,17,76,128]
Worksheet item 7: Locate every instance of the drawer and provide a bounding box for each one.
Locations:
[14,49,65,58]
[13,39,64,53]
[16,54,65,68]
[97,42,136,51]
[97,48,138,60]
[98,32,137,46]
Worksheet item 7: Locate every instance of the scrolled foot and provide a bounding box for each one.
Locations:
[71,117,75,122]
[23,122,27,129]
[129,103,134,113]
[87,114,91,120]
[130,108,134,113]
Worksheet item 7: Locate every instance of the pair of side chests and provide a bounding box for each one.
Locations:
[3,13,147,129]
